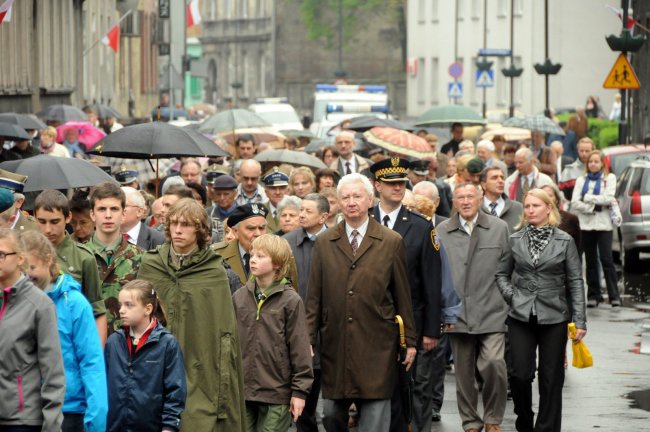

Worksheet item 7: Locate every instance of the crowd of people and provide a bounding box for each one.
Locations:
[0,110,622,432]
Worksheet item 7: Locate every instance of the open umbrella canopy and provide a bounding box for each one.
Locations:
[56,121,106,150]
[279,129,316,140]
[254,149,327,170]
[340,115,416,133]
[480,127,532,142]
[0,113,46,130]
[0,155,116,192]
[83,103,123,119]
[36,104,88,123]
[0,123,31,141]
[363,127,435,159]
[198,109,271,134]
[304,139,331,153]
[88,122,229,159]
[503,115,565,136]
[414,105,486,127]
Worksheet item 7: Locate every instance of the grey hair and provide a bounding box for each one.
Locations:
[303,193,330,215]
[515,147,535,161]
[337,173,374,196]
[412,181,439,200]
[453,182,483,198]
[161,176,185,195]
[277,195,302,214]
[476,139,495,152]
[122,186,145,208]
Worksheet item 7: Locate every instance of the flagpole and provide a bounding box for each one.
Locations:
[83,9,133,57]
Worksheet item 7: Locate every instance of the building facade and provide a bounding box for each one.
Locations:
[0,0,159,120]
[406,0,621,119]
[198,0,407,119]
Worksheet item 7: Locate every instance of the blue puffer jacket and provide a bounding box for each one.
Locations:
[105,320,186,432]
[46,273,107,432]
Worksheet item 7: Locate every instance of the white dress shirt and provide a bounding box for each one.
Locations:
[378,205,402,230]
[483,196,505,217]
[125,222,142,245]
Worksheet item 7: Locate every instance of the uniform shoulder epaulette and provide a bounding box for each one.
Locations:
[407,208,431,223]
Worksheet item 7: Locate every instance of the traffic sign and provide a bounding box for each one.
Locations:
[603,53,640,89]
[476,69,494,88]
[448,62,463,79]
[448,82,463,99]
[478,49,512,57]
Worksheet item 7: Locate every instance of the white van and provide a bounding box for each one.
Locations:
[248,98,303,132]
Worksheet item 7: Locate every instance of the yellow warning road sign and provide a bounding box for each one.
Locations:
[603,53,640,90]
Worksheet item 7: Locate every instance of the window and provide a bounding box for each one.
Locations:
[471,0,481,20]
[430,57,439,105]
[470,57,478,105]
[241,0,248,18]
[417,57,426,105]
[513,55,522,107]
[223,0,232,19]
[497,57,507,106]
[431,0,439,22]
[242,51,249,98]
[497,0,507,18]
[418,0,426,23]
[259,52,266,96]
[514,0,524,16]
[457,0,465,21]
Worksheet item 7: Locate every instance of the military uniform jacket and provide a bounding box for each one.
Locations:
[371,206,442,340]
[86,235,143,334]
[437,212,510,334]
[212,239,299,287]
[306,218,416,400]
[14,211,38,232]
[56,234,106,317]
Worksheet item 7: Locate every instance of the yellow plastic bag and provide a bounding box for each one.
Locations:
[568,322,593,368]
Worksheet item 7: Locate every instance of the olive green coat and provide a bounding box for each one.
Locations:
[137,243,246,432]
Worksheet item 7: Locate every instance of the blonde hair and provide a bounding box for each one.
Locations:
[414,195,435,218]
[40,126,57,139]
[20,231,59,279]
[289,166,316,188]
[250,234,293,281]
[517,188,561,229]
[456,154,474,174]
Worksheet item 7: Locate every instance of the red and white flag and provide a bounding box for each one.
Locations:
[186,0,202,27]
[0,0,15,24]
[606,4,636,31]
[102,23,120,53]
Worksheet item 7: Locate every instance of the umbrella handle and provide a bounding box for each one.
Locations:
[394,315,406,349]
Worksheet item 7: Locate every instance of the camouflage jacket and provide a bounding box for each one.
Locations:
[86,234,144,334]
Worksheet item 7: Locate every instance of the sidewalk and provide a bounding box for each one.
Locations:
[429,305,650,431]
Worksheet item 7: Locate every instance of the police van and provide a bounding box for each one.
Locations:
[310,84,390,137]
[248,97,303,132]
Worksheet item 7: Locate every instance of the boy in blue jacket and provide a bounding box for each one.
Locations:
[22,231,107,432]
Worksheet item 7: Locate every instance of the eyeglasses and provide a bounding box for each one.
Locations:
[0,251,17,261]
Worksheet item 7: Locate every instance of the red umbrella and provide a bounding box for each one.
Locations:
[363,127,434,158]
[56,121,106,150]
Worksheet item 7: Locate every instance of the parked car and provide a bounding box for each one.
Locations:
[602,144,650,178]
[613,156,650,270]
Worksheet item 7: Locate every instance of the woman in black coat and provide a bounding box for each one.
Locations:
[496,188,587,432]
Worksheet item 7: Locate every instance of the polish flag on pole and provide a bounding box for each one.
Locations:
[0,0,15,24]
[101,10,132,54]
[102,24,120,53]
[605,5,636,31]
[186,0,202,27]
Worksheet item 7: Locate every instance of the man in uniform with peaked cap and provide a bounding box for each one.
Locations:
[262,166,290,233]
[0,168,38,232]
[114,165,140,189]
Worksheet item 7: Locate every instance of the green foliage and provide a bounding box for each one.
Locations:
[294,0,401,48]
[556,113,619,148]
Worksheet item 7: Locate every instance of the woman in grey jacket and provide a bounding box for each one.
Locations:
[0,229,66,432]
[496,189,586,432]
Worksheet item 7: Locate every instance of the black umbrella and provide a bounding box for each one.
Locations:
[83,103,123,119]
[340,115,416,133]
[0,123,31,141]
[36,104,87,123]
[0,155,116,192]
[0,113,46,130]
[87,122,228,159]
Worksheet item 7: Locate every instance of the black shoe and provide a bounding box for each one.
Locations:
[432,409,441,422]
[587,299,598,308]
[611,299,621,307]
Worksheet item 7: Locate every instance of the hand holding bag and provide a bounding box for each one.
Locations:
[610,199,622,227]
[568,322,593,368]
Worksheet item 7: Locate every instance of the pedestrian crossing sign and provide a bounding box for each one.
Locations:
[476,69,494,88]
[448,82,463,99]
[603,53,640,90]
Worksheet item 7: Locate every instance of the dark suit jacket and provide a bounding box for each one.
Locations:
[434,179,453,217]
[136,222,165,251]
[559,210,581,254]
[371,206,442,340]
[480,195,523,233]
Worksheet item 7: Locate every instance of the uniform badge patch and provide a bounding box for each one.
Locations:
[431,229,440,251]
